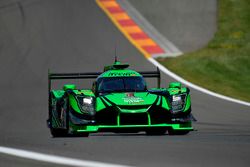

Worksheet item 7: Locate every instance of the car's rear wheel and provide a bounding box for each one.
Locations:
[146,128,167,135]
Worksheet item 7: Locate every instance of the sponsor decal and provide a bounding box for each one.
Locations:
[171,89,180,93]
[108,72,137,77]
[126,93,134,97]
[123,93,144,104]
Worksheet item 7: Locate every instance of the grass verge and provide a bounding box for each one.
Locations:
[158,0,250,102]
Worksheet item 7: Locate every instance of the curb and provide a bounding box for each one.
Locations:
[96,0,165,58]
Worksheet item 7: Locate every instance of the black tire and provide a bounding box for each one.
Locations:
[168,129,190,135]
[49,96,69,138]
[64,98,90,138]
[49,111,68,137]
[146,128,167,136]
[50,128,67,137]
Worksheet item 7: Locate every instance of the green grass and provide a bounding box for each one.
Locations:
[158,0,250,102]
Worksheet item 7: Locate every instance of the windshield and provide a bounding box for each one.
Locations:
[97,77,146,93]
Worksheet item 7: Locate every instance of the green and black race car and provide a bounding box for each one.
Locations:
[47,60,195,137]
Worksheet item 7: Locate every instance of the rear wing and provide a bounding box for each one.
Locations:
[139,67,161,88]
[48,67,161,93]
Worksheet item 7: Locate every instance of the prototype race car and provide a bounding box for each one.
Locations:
[47,60,194,137]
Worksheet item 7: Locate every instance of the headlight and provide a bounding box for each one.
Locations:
[171,95,185,113]
[76,96,95,115]
[172,95,181,102]
[83,97,93,105]
[82,97,95,115]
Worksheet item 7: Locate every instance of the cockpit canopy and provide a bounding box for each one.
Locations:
[97,76,146,93]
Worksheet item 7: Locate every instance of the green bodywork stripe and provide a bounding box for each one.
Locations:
[68,94,82,114]
[74,123,193,133]
[184,94,191,112]
[116,106,150,113]
[156,96,161,106]
[95,97,106,111]
[96,97,112,111]
[147,113,151,125]
[117,113,120,126]
[162,97,170,110]
[51,90,65,99]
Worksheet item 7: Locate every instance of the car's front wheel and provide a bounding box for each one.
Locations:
[48,97,69,137]
[50,128,67,137]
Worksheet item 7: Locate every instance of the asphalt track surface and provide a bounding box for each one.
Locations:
[0,0,250,167]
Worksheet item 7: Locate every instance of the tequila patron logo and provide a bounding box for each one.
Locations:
[123,93,144,104]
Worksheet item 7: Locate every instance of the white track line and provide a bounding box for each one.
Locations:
[148,58,250,107]
[0,146,133,167]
